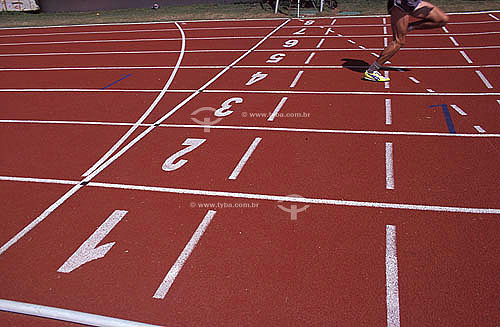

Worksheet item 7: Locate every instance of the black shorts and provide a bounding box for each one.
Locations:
[387,0,422,13]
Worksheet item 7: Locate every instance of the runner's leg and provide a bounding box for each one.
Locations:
[408,1,448,31]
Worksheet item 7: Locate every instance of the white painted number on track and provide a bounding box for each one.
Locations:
[304,20,315,25]
[162,138,206,172]
[57,210,127,273]
[293,28,307,35]
[266,53,286,64]
[283,39,299,48]
[214,97,243,117]
[246,72,268,86]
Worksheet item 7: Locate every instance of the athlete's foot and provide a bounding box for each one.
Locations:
[363,70,390,82]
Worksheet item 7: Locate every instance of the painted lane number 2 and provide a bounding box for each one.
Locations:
[162,138,206,172]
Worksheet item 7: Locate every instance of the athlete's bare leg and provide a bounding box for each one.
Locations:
[408,1,449,31]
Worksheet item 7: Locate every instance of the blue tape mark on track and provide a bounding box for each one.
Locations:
[429,104,456,134]
[101,74,132,90]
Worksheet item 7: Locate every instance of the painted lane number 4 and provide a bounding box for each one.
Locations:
[246,72,268,86]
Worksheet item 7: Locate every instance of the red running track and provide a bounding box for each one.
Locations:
[0,11,500,327]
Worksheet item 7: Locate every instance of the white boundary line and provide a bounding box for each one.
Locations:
[2,119,500,138]
[1,176,500,214]
[153,210,216,299]
[2,63,500,72]
[385,225,401,327]
[228,137,262,180]
[2,88,500,96]
[0,19,291,256]
[81,21,185,177]
[386,142,395,190]
[0,299,162,327]
[475,70,494,89]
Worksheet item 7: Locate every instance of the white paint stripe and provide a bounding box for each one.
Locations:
[449,36,459,46]
[358,45,366,50]
[383,17,387,25]
[316,38,325,48]
[304,52,316,64]
[268,97,288,121]
[386,142,394,190]
[450,104,467,116]
[0,183,84,256]
[0,299,161,327]
[0,20,291,257]
[228,137,262,180]
[289,70,304,88]
[371,52,379,57]
[475,70,493,88]
[2,88,500,97]
[2,176,500,214]
[82,21,186,177]
[386,225,401,327]
[460,50,473,63]
[331,19,337,25]
[427,89,435,93]
[347,39,356,44]
[383,26,388,34]
[474,125,486,133]
[497,99,500,106]
[1,121,500,138]
[2,62,500,72]
[489,13,500,20]
[442,26,450,33]
[385,71,390,89]
[153,210,216,299]
[409,77,420,84]
[384,37,388,47]
[385,99,392,125]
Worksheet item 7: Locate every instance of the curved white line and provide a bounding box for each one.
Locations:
[81,22,186,177]
[0,299,162,327]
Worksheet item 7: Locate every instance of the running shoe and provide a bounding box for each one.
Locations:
[363,70,390,82]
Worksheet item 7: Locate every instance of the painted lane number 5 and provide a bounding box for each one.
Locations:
[162,138,206,171]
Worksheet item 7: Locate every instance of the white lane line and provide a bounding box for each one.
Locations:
[386,225,401,327]
[0,19,291,257]
[331,19,337,25]
[304,52,316,64]
[371,52,379,57]
[450,104,467,116]
[449,36,459,46]
[347,39,356,44]
[475,70,493,89]
[3,88,500,96]
[384,37,388,47]
[153,210,216,299]
[386,142,395,190]
[358,45,367,50]
[474,125,486,133]
[268,97,288,121]
[409,77,420,84]
[385,99,392,125]
[290,70,304,88]
[228,137,262,180]
[0,299,162,327]
[383,18,387,25]
[442,26,450,33]
[460,50,473,63]
[2,120,500,138]
[489,13,500,20]
[383,26,388,34]
[315,38,325,48]
[82,21,185,177]
[3,175,500,214]
[385,71,390,89]
[336,33,343,37]
[427,89,435,93]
